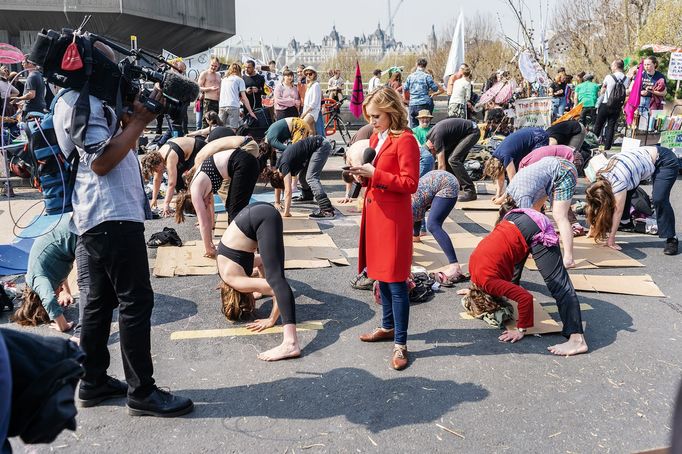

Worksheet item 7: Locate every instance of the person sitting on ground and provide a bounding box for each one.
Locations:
[176,140,261,258]
[424,117,481,202]
[216,202,300,361]
[12,215,76,333]
[412,170,468,286]
[497,157,579,268]
[459,208,588,356]
[186,111,224,138]
[267,136,335,219]
[546,119,586,151]
[484,127,550,203]
[585,146,679,256]
[142,136,207,217]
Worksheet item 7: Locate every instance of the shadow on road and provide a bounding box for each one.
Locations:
[180,367,488,433]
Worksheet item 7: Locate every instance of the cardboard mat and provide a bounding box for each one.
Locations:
[171,321,325,340]
[570,273,665,297]
[459,299,562,335]
[412,232,482,272]
[525,236,644,270]
[213,213,321,237]
[463,210,499,231]
[474,181,498,195]
[153,241,217,277]
[457,198,501,211]
[331,198,363,216]
[284,233,349,269]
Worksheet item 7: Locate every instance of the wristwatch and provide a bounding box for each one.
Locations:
[517,328,527,333]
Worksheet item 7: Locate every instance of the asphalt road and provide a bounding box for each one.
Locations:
[4,155,682,453]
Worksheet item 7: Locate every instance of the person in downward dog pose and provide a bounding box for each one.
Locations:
[459,208,588,356]
[216,202,301,361]
[411,170,468,286]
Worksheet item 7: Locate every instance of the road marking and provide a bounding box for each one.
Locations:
[170,321,325,340]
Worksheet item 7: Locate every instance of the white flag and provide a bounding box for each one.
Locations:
[443,11,465,80]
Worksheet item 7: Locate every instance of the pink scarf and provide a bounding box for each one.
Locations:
[505,208,559,248]
[624,63,643,126]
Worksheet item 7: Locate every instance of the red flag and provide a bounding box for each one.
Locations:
[624,63,643,126]
[350,61,364,118]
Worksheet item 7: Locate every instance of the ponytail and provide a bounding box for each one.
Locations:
[496,194,518,225]
[585,178,616,242]
[175,191,195,223]
[12,287,50,326]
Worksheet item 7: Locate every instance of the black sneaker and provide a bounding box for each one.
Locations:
[127,387,194,417]
[78,376,128,408]
[618,221,635,232]
[309,209,335,219]
[664,238,679,256]
[457,191,477,202]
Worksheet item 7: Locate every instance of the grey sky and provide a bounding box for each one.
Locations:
[233,0,552,48]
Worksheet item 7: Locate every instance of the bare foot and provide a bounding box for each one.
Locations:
[412,236,422,243]
[257,341,301,361]
[548,335,588,357]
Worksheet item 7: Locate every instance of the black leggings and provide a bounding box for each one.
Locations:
[234,202,295,324]
[507,212,583,337]
[226,149,260,223]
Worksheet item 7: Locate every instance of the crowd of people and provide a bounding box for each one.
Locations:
[1,42,679,447]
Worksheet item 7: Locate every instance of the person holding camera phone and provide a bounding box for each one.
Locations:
[53,41,193,417]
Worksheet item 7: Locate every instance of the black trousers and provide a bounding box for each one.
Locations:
[507,212,584,337]
[445,128,480,193]
[593,106,620,150]
[79,221,155,398]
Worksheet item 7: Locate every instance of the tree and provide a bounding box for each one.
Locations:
[637,0,682,46]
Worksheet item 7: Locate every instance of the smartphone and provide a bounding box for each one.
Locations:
[341,165,351,170]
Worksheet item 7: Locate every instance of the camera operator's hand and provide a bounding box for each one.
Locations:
[124,88,165,128]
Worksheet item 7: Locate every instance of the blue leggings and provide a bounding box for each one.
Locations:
[414,196,458,263]
[379,281,410,345]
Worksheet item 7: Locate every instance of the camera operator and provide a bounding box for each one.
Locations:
[52,41,193,417]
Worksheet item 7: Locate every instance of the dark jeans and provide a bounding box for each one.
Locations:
[593,106,620,150]
[445,129,479,193]
[622,147,679,238]
[203,99,220,128]
[408,99,434,128]
[580,107,596,129]
[79,221,155,398]
[508,212,583,338]
[299,141,333,211]
[72,237,91,339]
[379,281,410,345]
[427,196,458,263]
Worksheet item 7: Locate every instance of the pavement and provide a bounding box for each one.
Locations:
[2,147,682,453]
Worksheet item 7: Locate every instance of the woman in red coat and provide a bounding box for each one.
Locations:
[348,87,420,370]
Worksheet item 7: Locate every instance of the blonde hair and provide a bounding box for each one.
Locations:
[362,86,408,135]
[483,156,505,179]
[175,190,195,223]
[226,62,241,77]
[12,287,50,326]
[220,281,255,321]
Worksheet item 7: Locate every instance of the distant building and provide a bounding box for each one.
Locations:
[285,23,438,67]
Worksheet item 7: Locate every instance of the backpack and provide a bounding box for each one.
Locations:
[23,89,78,215]
[605,75,627,111]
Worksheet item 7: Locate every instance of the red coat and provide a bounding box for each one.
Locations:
[358,130,420,282]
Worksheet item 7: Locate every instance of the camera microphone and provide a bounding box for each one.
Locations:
[362,147,376,164]
[161,71,200,104]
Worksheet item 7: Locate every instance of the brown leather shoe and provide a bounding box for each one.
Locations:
[391,346,409,370]
[360,328,394,342]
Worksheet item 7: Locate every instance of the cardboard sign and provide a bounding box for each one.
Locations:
[660,130,682,149]
[621,137,641,152]
[668,52,682,81]
[514,97,553,128]
[162,48,213,82]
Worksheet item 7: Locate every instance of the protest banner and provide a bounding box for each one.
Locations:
[162,48,214,81]
[514,97,553,128]
[667,52,682,81]
[660,130,682,149]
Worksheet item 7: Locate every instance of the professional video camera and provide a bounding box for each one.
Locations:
[28,28,199,118]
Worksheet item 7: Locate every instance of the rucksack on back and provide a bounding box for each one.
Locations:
[605,75,627,111]
[24,89,78,215]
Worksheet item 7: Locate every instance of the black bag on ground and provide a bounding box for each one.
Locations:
[409,272,435,303]
[630,187,653,217]
[2,328,84,445]
[147,227,182,247]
